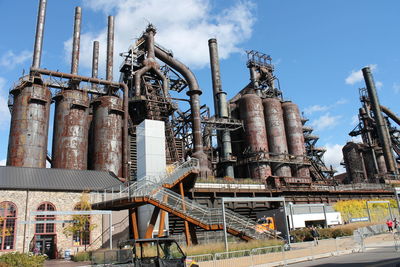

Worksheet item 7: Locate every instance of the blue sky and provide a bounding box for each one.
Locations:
[0,0,399,173]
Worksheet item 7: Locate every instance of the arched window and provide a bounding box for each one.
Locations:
[35,202,56,234]
[72,204,90,246]
[0,201,17,251]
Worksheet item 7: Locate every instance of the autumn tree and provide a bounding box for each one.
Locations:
[63,193,97,250]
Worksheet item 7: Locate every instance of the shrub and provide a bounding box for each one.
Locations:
[72,252,91,262]
[0,252,46,267]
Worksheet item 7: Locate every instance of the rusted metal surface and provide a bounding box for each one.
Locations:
[282,101,310,178]
[121,83,129,180]
[362,67,397,174]
[239,94,271,179]
[30,68,121,88]
[134,26,169,98]
[106,16,114,81]
[7,84,51,167]
[208,38,234,178]
[342,142,366,183]
[92,95,123,177]
[263,98,291,177]
[52,89,89,169]
[92,41,99,79]
[376,152,388,174]
[32,0,47,68]
[70,6,81,75]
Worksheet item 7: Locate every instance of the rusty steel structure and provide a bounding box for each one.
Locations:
[6,0,400,244]
[10,0,399,195]
[345,67,400,184]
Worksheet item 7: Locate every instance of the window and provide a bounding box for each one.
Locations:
[35,202,56,234]
[0,202,17,251]
[72,204,91,246]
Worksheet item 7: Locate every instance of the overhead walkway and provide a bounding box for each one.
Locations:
[91,159,275,243]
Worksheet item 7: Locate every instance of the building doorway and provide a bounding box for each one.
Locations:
[33,202,57,259]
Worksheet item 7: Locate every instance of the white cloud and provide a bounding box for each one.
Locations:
[0,159,6,166]
[0,77,11,129]
[345,64,377,85]
[304,99,347,116]
[0,50,31,69]
[376,81,383,89]
[310,113,341,131]
[323,143,345,173]
[304,105,329,115]
[393,82,400,94]
[66,0,256,76]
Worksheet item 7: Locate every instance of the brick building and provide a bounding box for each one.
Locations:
[0,166,128,258]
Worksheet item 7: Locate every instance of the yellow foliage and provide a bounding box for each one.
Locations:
[333,199,398,223]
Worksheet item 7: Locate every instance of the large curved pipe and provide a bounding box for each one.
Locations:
[134,27,169,98]
[381,105,400,126]
[154,46,209,175]
[134,65,152,96]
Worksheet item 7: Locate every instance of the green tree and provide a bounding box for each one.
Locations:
[63,193,96,251]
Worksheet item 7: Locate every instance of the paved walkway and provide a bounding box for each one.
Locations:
[44,260,90,267]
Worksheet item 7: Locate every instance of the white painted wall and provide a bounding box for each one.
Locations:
[136,120,168,238]
[289,212,342,229]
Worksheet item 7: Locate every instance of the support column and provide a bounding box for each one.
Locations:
[179,182,191,246]
[144,207,161,239]
[129,208,139,240]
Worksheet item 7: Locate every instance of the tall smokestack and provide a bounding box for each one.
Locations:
[71,7,82,75]
[92,41,99,79]
[32,0,47,69]
[362,66,397,174]
[208,38,234,178]
[106,16,114,81]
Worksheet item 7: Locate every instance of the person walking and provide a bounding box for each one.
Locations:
[393,218,399,232]
[310,226,319,245]
[386,219,393,232]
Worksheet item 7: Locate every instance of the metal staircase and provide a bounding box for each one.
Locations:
[91,159,274,241]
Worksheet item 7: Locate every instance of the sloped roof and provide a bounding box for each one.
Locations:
[0,166,122,192]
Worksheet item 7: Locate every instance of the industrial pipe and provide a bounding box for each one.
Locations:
[154,46,209,175]
[134,26,169,98]
[32,0,47,69]
[71,7,82,75]
[381,105,400,126]
[362,67,397,174]
[92,41,99,79]
[208,38,234,178]
[121,82,129,179]
[106,16,114,81]
[30,68,120,87]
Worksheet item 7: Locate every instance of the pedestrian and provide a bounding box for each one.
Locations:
[386,219,393,232]
[310,226,319,245]
[393,218,399,232]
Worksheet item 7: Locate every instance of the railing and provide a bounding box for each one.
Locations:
[312,183,393,191]
[90,158,199,204]
[91,157,272,240]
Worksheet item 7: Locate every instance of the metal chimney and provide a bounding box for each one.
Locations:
[362,66,397,174]
[71,6,82,75]
[32,0,47,69]
[106,16,114,81]
[208,38,234,178]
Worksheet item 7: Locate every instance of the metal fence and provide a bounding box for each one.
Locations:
[186,236,360,267]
